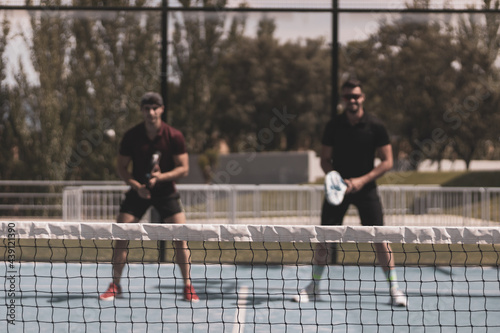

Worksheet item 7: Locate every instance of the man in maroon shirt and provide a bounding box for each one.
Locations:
[99,92,199,302]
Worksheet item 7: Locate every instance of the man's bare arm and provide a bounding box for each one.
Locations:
[149,153,189,187]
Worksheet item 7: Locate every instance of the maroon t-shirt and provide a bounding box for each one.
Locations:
[119,121,186,196]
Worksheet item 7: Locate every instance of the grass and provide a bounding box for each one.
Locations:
[4,239,500,266]
[377,171,500,187]
[377,171,465,186]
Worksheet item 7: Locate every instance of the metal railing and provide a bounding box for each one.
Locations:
[2,181,498,226]
[60,184,500,227]
[0,180,123,219]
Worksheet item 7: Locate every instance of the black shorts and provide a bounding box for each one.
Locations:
[321,187,384,226]
[119,190,184,221]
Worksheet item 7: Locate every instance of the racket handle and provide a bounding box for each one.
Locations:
[146,151,162,180]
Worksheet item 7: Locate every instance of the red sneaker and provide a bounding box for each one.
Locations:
[99,283,122,301]
[184,285,199,302]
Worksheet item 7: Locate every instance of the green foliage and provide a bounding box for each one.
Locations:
[197,148,219,183]
[441,171,500,187]
[2,2,161,180]
[378,171,500,187]
[340,10,500,171]
[377,171,466,185]
[1,4,500,182]
[169,11,331,154]
[66,5,161,179]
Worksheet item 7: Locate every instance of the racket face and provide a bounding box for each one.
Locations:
[151,152,161,165]
[147,152,162,180]
[324,171,347,205]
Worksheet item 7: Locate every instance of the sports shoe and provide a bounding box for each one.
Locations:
[184,285,199,302]
[292,287,319,303]
[99,282,122,301]
[390,287,408,307]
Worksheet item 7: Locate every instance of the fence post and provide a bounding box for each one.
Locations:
[229,186,237,224]
[63,187,83,221]
[481,187,489,224]
[254,186,261,218]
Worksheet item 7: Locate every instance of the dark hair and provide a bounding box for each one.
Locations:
[140,92,163,106]
[341,79,362,90]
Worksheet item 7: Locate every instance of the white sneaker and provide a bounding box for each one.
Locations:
[390,287,408,307]
[292,287,319,303]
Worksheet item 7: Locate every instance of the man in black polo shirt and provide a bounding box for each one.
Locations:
[292,79,407,307]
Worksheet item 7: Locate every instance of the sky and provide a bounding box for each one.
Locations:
[196,0,490,45]
[4,10,35,86]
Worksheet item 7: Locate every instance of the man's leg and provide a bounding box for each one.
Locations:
[375,242,407,306]
[100,212,138,300]
[113,213,139,283]
[292,243,332,303]
[374,242,394,273]
[358,190,407,307]
[164,212,199,301]
[292,199,348,303]
[375,242,398,287]
[311,242,330,289]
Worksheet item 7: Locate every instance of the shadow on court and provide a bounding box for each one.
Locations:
[158,280,292,306]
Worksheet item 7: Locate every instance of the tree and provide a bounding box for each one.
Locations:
[202,16,331,153]
[10,1,78,180]
[445,0,500,168]
[339,7,500,170]
[375,17,458,170]
[170,0,228,154]
[67,0,162,179]
[5,0,162,181]
[0,16,16,179]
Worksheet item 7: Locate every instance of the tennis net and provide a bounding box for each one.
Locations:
[2,221,500,332]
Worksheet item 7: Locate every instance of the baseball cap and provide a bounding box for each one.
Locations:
[140,92,163,106]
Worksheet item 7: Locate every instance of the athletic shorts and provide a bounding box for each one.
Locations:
[321,187,384,226]
[119,190,184,221]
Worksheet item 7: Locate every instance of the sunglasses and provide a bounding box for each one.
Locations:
[342,94,362,100]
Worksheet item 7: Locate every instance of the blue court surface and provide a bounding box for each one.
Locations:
[2,262,500,333]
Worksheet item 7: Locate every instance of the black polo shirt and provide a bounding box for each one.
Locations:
[321,111,390,190]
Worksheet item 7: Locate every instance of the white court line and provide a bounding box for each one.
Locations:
[232,285,249,333]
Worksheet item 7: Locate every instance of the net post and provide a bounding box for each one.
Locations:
[150,208,166,262]
[330,243,338,264]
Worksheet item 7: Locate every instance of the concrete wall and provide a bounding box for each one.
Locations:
[180,151,500,185]
[181,150,323,185]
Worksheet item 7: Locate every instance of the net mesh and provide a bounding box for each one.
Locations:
[2,221,500,332]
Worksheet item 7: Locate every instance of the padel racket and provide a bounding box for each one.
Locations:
[324,170,347,206]
[146,151,161,180]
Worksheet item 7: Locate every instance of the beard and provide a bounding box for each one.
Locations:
[345,103,359,113]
